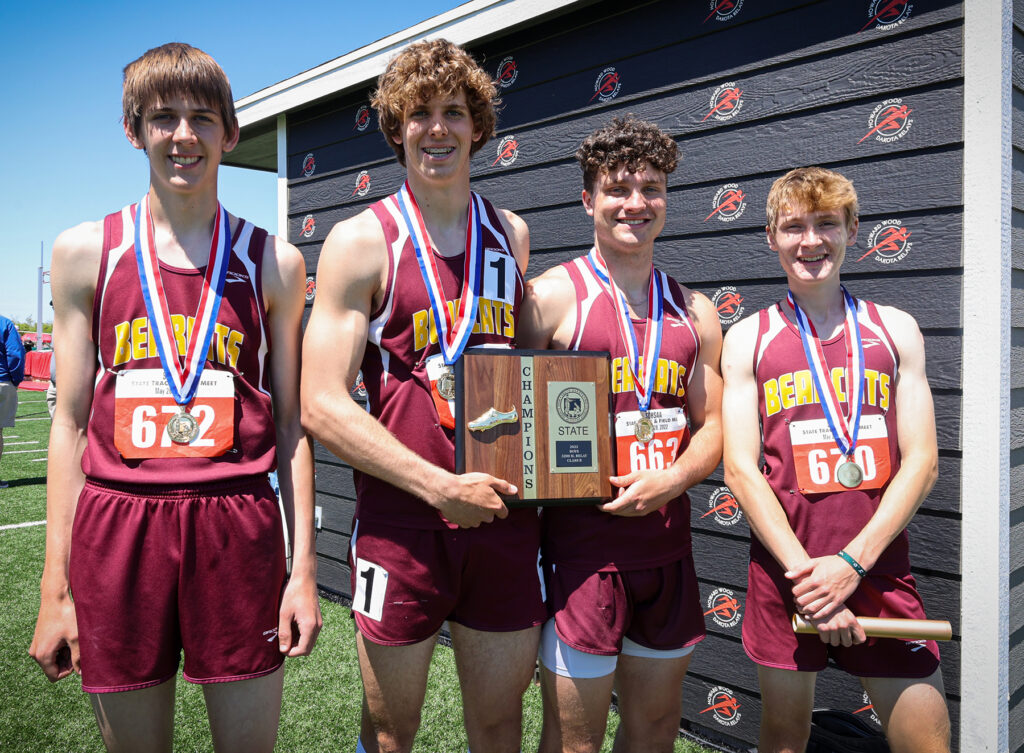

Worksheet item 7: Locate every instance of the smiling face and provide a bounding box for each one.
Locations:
[583,163,667,259]
[393,90,481,184]
[126,95,238,194]
[767,203,859,286]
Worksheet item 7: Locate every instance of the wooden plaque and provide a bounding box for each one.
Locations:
[455,348,613,505]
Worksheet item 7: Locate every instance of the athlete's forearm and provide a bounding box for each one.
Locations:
[725,463,808,572]
[669,415,722,494]
[40,421,88,595]
[842,452,937,572]
[303,389,452,509]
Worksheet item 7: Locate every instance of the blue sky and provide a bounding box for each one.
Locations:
[0,0,462,323]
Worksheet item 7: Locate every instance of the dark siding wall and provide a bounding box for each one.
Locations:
[291,1,964,749]
[1011,5,1024,752]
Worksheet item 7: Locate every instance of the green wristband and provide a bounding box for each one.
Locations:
[837,550,867,578]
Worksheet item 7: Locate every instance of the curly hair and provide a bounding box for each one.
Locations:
[122,43,237,142]
[371,39,498,166]
[765,167,859,233]
[576,115,678,192]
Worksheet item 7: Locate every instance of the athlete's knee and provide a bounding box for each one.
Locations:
[365,709,421,753]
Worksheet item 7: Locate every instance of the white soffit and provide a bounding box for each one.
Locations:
[235,0,587,128]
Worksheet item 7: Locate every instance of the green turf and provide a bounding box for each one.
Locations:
[1,396,715,752]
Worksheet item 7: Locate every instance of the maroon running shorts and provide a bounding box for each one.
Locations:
[547,558,705,655]
[349,509,545,645]
[743,556,941,676]
[70,477,286,692]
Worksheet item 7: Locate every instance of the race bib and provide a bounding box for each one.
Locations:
[425,354,456,429]
[482,248,516,303]
[114,369,235,459]
[352,557,389,622]
[614,407,688,476]
[789,414,892,494]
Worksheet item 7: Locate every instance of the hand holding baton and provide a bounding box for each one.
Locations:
[792,614,952,641]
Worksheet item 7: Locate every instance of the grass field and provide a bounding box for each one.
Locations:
[0,394,714,752]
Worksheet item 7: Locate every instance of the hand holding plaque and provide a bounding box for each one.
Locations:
[455,348,613,505]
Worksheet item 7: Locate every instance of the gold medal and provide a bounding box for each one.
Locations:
[837,459,864,489]
[437,367,456,401]
[635,414,655,443]
[166,408,199,444]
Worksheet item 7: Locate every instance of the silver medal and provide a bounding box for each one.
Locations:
[836,459,864,489]
[166,408,199,444]
[635,415,655,443]
[437,367,456,401]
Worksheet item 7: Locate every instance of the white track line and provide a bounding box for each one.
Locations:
[16,417,51,422]
[0,520,46,531]
[5,441,38,446]
[6,448,48,455]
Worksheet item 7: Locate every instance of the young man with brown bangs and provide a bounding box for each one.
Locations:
[301,39,540,753]
[721,166,950,753]
[29,43,320,752]
[519,116,723,753]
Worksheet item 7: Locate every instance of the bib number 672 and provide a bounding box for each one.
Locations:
[131,404,215,448]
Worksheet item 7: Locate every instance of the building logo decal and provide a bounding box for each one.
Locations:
[351,170,371,197]
[352,369,367,399]
[702,82,744,122]
[301,215,316,239]
[354,105,372,132]
[302,153,316,177]
[704,587,743,629]
[859,220,912,265]
[704,0,744,23]
[861,0,913,32]
[496,56,519,89]
[492,135,520,167]
[305,276,316,302]
[855,692,883,726]
[590,67,622,103]
[705,184,748,223]
[712,286,745,326]
[858,99,913,144]
[701,486,743,526]
[702,686,742,726]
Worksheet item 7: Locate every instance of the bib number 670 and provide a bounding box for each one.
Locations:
[807,446,877,486]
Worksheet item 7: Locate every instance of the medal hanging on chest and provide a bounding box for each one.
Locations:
[585,248,664,443]
[396,181,483,398]
[133,194,231,444]
[787,287,866,489]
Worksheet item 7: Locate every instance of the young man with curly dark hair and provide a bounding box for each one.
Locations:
[520,116,723,753]
[301,39,540,753]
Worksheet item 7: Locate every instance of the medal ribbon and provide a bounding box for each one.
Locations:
[585,248,663,412]
[395,181,483,365]
[133,194,231,405]
[786,286,865,457]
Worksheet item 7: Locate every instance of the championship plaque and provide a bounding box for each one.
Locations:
[455,348,613,505]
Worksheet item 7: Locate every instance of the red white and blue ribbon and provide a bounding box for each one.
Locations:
[787,286,865,457]
[585,247,664,412]
[395,181,483,365]
[133,194,231,405]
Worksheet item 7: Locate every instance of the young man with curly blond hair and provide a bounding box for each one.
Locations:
[721,166,949,753]
[520,116,723,753]
[301,39,541,753]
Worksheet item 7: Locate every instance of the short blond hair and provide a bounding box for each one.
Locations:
[765,167,859,233]
[122,43,237,141]
[371,39,498,166]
